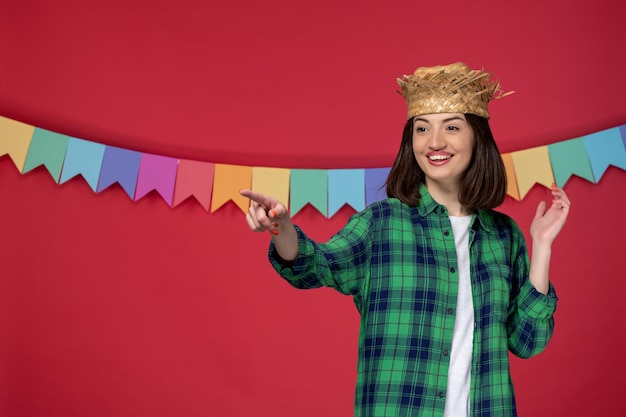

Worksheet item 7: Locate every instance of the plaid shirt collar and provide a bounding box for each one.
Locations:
[416,182,494,233]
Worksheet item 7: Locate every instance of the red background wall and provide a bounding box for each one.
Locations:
[1,1,625,416]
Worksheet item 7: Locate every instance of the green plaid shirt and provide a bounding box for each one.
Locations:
[269,185,557,417]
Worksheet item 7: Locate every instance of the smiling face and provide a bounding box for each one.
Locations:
[412,112,474,192]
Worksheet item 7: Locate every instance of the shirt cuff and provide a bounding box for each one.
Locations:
[517,279,558,320]
[268,225,314,280]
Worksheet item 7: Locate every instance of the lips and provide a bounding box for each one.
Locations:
[426,152,453,163]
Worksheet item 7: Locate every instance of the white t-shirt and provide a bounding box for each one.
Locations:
[444,215,474,417]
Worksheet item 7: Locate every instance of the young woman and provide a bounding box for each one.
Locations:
[240,62,570,417]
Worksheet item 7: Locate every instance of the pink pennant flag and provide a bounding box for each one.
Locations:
[134,154,179,206]
[173,159,215,210]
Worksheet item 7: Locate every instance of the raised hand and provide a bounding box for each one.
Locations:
[239,189,289,235]
[528,184,571,294]
[530,184,571,245]
[239,189,299,261]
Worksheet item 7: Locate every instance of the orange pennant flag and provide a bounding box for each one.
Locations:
[0,116,35,172]
[501,153,520,200]
[511,146,555,200]
[210,164,252,213]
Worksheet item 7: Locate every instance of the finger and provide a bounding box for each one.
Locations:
[549,185,571,211]
[534,200,547,220]
[240,189,273,208]
[245,210,263,232]
[249,202,271,230]
[268,203,289,221]
[254,201,275,230]
[550,185,571,204]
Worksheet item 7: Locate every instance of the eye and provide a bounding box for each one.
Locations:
[446,125,460,131]
[415,126,427,133]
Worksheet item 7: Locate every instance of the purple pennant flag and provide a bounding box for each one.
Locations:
[365,167,391,206]
[97,146,142,198]
[134,153,178,206]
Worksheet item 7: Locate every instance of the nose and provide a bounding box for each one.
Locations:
[428,129,446,150]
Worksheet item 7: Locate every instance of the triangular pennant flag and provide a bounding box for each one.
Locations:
[97,146,141,199]
[365,167,390,206]
[0,115,34,172]
[211,164,252,213]
[501,153,520,201]
[173,159,215,210]
[290,169,328,217]
[60,138,106,191]
[511,146,554,199]
[547,138,595,186]
[328,169,365,218]
[251,167,290,211]
[134,154,178,206]
[22,128,70,182]
[583,127,626,182]
[620,124,626,149]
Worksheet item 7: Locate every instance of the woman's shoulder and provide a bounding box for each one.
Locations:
[477,208,524,235]
[367,197,409,210]
[359,198,413,221]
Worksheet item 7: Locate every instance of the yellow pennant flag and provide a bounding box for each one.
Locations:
[251,167,291,211]
[501,153,520,201]
[0,116,35,172]
[210,164,252,213]
[511,146,555,199]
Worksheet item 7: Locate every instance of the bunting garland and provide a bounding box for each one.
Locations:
[1,115,625,217]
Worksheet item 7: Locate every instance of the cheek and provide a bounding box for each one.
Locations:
[413,150,427,171]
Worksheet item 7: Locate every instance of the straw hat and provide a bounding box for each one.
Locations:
[397,62,513,120]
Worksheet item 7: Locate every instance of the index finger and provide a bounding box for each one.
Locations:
[239,189,273,208]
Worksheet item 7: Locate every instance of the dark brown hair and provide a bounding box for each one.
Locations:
[385,113,507,211]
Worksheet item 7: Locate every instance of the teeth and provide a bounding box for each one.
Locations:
[428,155,451,161]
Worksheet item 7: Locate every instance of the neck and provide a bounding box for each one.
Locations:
[425,180,470,217]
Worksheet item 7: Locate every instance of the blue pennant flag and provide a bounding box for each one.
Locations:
[60,138,106,191]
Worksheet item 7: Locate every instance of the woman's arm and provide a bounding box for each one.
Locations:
[507,185,570,358]
[528,185,571,294]
[239,189,372,295]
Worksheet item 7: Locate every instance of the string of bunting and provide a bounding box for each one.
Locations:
[1,115,625,217]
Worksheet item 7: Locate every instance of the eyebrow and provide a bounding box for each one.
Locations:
[414,116,465,124]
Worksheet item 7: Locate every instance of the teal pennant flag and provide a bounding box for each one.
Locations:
[60,138,106,191]
[22,128,70,183]
[290,169,328,217]
[583,127,626,182]
[328,169,365,218]
[547,138,594,186]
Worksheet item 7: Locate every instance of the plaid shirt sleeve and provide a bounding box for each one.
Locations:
[268,211,373,297]
[506,221,558,359]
